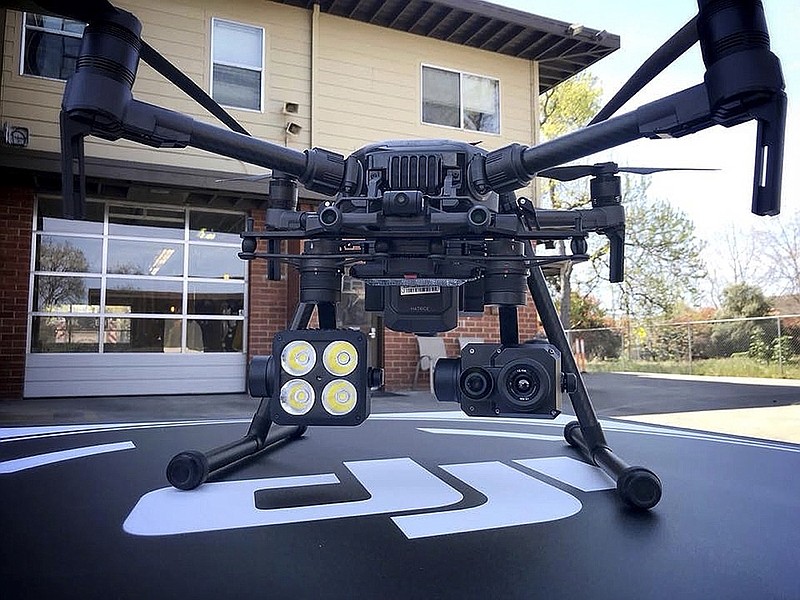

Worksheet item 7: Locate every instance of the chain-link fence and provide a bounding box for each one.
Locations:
[566,315,800,378]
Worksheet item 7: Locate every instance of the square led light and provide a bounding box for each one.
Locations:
[269,328,369,427]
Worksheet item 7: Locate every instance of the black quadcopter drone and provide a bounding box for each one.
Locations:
[14,0,787,510]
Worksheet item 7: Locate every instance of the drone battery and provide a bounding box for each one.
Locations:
[384,286,458,334]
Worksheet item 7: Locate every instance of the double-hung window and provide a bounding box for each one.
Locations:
[22,13,86,80]
[211,18,264,111]
[422,65,499,134]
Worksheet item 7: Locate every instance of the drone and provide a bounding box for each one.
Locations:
[13,0,786,510]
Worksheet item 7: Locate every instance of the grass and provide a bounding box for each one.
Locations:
[587,356,800,379]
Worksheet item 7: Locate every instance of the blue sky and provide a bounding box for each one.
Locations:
[500,0,799,299]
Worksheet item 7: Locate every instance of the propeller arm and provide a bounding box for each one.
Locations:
[59,6,345,216]
[477,0,786,218]
[62,97,345,192]
[480,85,712,192]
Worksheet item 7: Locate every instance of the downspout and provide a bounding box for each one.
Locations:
[0,10,8,113]
[530,59,541,207]
[311,3,319,148]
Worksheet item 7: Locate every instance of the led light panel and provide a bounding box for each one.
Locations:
[270,329,369,427]
[321,379,358,415]
[280,379,315,415]
[280,340,316,376]
[322,340,358,376]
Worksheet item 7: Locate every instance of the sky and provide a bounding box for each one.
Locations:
[497,0,800,303]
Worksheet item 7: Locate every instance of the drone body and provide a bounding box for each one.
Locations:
[1,0,787,510]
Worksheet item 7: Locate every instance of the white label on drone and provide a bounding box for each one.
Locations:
[399,286,441,295]
[124,456,604,538]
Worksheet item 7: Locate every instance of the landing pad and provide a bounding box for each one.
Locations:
[1,412,798,599]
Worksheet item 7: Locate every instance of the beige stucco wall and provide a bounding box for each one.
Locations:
[314,12,536,157]
[1,0,311,177]
[1,1,539,181]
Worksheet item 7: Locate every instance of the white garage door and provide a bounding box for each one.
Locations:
[25,197,249,397]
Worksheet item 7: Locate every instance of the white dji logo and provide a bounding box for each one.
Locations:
[124,456,615,539]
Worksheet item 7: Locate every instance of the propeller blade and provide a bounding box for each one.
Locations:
[617,166,718,175]
[589,16,698,125]
[216,173,271,183]
[536,165,596,181]
[538,163,717,181]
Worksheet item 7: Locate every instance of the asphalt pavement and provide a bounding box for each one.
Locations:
[579,372,800,416]
[1,372,798,442]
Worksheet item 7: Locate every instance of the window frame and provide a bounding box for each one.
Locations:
[420,64,501,135]
[19,12,86,82]
[209,17,266,113]
[28,197,249,355]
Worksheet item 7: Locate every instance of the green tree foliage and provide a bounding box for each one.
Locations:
[586,177,707,318]
[711,283,774,356]
[539,72,602,211]
[568,290,608,329]
[565,290,622,359]
[538,72,602,328]
[540,71,603,140]
[719,283,773,318]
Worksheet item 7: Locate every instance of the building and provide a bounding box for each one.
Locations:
[0,0,617,398]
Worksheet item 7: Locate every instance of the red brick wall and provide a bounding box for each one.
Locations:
[241,215,547,391]
[383,296,542,390]
[0,186,34,399]
[247,211,290,358]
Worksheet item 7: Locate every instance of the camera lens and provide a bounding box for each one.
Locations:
[459,367,493,400]
[503,364,543,409]
[509,371,535,396]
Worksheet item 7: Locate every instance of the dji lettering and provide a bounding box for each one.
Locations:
[123,456,614,538]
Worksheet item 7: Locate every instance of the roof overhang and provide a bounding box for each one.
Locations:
[273,0,619,92]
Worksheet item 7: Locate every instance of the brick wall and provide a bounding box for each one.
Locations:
[0,191,546,396]
[0,186,34,399]
[383,296,542,390]
[247,211,291,358]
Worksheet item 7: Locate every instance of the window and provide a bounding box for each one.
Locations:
[422,66,499,134]
[211,18,264,111]
[30,198,247,354]
[22,13,85,80]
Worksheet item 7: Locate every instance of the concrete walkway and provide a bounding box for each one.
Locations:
[618,404,800,444]
[607,372,800,443]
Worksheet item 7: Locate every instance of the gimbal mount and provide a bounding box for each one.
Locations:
[51,0,785,510]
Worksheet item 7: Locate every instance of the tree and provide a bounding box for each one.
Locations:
[568,290,609,329]
[538,71,603,328]
[564,289,621,359]
[719,283,772,318]
[540,71,603,140]
[705,226,768,309]
[710,283,773,356]
[582,177,707,319]
[37,240,89,310]
[756,212,800,307]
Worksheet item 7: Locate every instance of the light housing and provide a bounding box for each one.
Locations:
[255,329,371,426]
